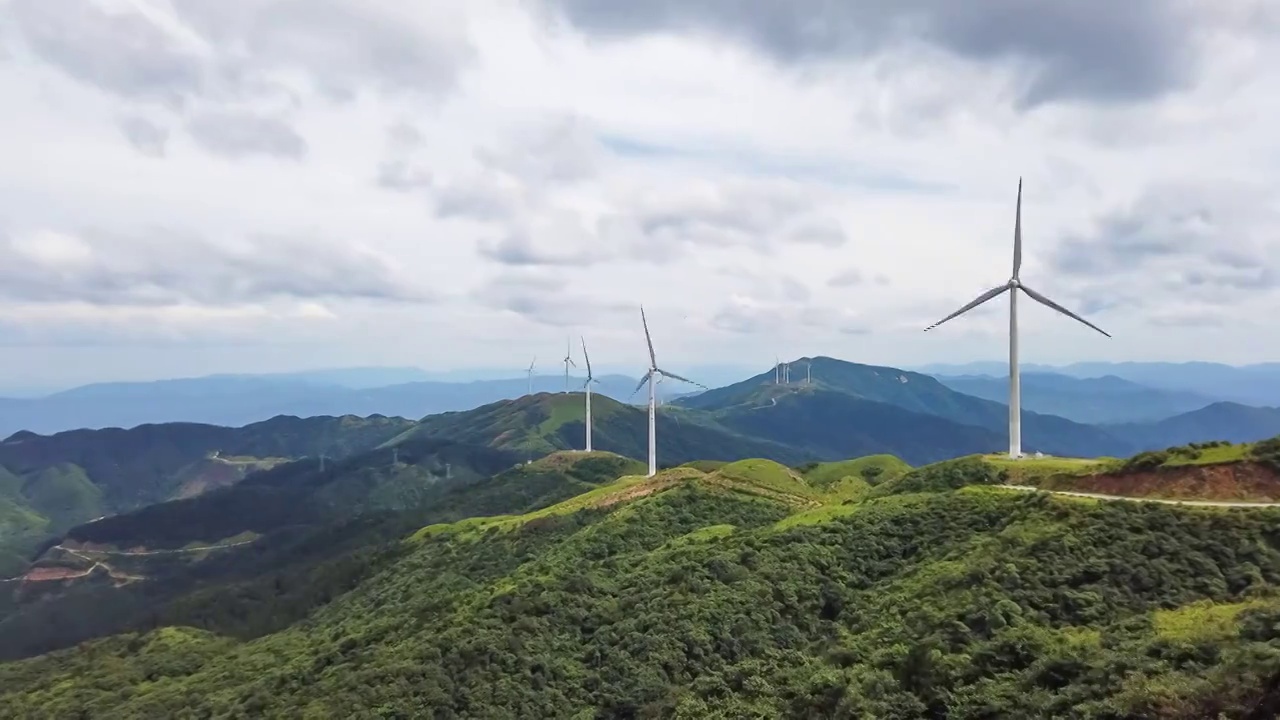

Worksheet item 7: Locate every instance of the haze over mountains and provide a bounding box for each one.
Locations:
[921,361,1280,407]
[3,358,1278,439]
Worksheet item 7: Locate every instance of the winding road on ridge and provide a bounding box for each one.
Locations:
[996,485,1280,508]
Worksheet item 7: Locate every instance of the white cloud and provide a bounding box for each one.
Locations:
[0,0,1277,388]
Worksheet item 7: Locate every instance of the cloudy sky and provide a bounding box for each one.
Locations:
[1,0,1278,389]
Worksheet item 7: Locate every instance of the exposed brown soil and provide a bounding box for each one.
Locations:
[172,460,245,500]
[22,566,94,582]
[1041,462,1280,502]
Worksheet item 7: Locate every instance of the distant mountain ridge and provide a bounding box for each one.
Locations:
[918,360,1280,406]
[680,357,1134,459]
[934,372,1219,424]
[8,359,1278,439]
[0,373,648,438]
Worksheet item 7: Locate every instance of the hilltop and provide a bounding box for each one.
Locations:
[398,392,813,466]
[5,442,1280,717]
[678,357,1133,458]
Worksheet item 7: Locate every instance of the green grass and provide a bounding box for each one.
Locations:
[801,455,912,489]
[772,503,862,530]
[1153,598,1280,641]
[674,524,736,543]
[536,394,586,434]
[410,468,703,541]
[679,460,727,473]
[1163,443,1252,467]
[982,454,1112,484]
[708,459,823,506]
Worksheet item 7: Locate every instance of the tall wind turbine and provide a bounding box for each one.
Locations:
[580,337,601,451]
[632,306,706,477]
[924,178,1110,459]
[525,356,537,396]
[561,337,576,393]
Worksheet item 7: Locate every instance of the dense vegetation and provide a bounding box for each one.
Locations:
[6,456,1280,717]
[0,415,414,574]
[0,449,638,659]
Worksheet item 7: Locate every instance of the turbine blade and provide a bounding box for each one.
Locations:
[656,368,707,389]
[528,356,536,371]
[567,357,577,367]
[1013,177,1023,279]
[1019,285,1111,338]
[629,371,652,399]
[641,306,657,368]
[580,336,593,379]
[924,284,1010,331]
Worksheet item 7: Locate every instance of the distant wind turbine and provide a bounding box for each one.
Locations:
[562,337,576,393]
[632,306,706,477]
[580,336,601,452]
[774,357,780,384]
[805,360,812,385]
[924,178,1110,459]
[526,355,536,396]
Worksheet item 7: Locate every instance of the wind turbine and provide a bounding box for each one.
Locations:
[632,306,706,477]
[525,356,536,396]
[924,178,1110,459]
[561,337,576,393]
[805,360,812,385]
[774,357,780,384]
[580,336,601,451]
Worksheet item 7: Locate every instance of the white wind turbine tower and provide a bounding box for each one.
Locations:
[525,356,537,396]
[561,337,576,393]
[633,306,706,477]
[580,337,601,452]
[925,178,1110,459]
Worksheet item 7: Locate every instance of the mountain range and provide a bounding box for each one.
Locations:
[920,360,1280,406]
[933,372,1221,424]
[7,355,1280,585]
[6,359,1279,440]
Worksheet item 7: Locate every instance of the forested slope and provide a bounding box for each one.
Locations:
[5,463,1280,718]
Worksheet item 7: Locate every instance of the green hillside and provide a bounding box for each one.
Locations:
[0,415,415,578]
[404,392,813,466]
[5,459,1280,717]
[716,389,1006,464]
[679,357,1134,458]
[0,448,645,660]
